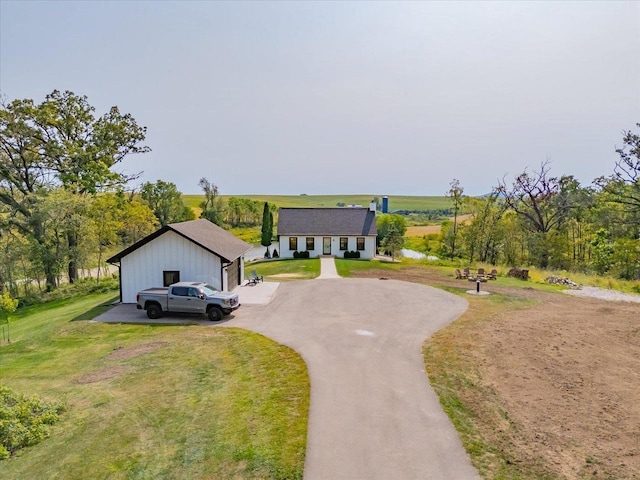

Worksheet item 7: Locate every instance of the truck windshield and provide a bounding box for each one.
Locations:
[201,284,219,296]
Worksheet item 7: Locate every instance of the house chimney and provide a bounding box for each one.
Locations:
[369,200,377,212]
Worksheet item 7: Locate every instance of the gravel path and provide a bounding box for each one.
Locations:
[563,286,640,303]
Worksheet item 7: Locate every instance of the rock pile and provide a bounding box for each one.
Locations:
[546,276,580,289]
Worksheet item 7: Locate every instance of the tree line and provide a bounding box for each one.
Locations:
[440,124,640,279]
[2,90,637,294]
[0,90,274,296]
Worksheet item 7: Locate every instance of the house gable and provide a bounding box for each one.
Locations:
[119,230,225,302]
[107,219,251,264]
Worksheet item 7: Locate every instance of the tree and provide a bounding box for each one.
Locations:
[140,180,194,226]
[591,228,614,275]
[381,226,404,261]
[377,214,407,247]
[118,198,158,244]
[0,90,149,289]
[446,179,464,259]
[595,124,640,233]
[0,291,18,343]
[261,202,273,248]
[87,195,123,283]
[496,161,574,268]
[199,177,223,225]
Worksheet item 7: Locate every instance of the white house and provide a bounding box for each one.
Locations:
[277,202,378,259]
[107,219,251,303]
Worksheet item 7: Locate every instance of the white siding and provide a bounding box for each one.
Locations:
[278,235,376,260]
[120,231,222,303]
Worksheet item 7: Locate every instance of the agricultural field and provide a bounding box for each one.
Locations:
[183,194,451,212]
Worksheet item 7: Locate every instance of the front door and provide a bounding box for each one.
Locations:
[323,237,331,255]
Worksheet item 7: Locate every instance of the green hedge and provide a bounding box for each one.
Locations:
[343,251,361,259]
[293,251,310,259]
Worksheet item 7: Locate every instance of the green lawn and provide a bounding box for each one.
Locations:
[184,194,451,212]
[1,292,309,479]
[249,259,320,281]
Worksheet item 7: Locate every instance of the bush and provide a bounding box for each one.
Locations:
[272,248,279,258]
[293,251,310,259]
[0,386,65,459]
[17,276,119,308]
[343,251,361,259]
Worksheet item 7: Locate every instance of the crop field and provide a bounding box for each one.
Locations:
[183,194,451,212]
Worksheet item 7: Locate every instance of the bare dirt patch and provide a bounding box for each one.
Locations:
[75,342,170,384]
[108,341,169,361]
[269,273,307,279]
[351,267,640,479]
[75,366,127,384]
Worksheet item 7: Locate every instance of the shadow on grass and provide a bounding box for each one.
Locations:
[71,296,119,322]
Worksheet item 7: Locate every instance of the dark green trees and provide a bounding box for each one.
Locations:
[261,202,273,251]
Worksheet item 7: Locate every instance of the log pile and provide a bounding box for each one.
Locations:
[507,268,529,280]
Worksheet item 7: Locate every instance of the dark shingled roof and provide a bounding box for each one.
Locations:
[107,219,252,264]
[277,208,377,236]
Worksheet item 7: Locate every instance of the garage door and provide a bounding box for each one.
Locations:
[227,258,240,290]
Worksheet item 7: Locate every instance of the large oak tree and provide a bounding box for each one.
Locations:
[0,90,149,289]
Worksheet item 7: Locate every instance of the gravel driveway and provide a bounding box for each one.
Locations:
[228,277,480,480]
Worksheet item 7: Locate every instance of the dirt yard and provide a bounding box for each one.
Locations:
[351,267,640,479]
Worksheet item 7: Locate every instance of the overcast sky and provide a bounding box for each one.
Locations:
[1,1,638,195]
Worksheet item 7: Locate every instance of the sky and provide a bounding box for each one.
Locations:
[1,1,639,196]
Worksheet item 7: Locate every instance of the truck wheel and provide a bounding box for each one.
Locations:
[207,307,223,322]
[146,304,162,319]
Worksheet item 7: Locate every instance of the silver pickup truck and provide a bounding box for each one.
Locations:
[136,281,240,321]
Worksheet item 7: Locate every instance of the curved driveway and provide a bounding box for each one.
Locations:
[229,276,480,479]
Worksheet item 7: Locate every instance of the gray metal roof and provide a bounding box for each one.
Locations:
[277,208,377,236]
[107,219,252,264]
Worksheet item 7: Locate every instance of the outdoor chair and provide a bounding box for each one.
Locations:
[462,267,470,279]
[455,269,462,279]
[246,270,263,286]
[488,269,498,280]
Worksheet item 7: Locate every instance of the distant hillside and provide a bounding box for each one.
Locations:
[183,194,451,212]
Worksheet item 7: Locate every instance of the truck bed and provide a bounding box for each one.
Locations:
[139,287,169,295]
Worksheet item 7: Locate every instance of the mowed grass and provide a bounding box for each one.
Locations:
[183,194,450,212]
[249,259,320,281]
[1,292,309,479]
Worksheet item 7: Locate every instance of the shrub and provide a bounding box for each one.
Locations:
[344,251,361,259]
[272,248,279,258]
[0,386,65,459]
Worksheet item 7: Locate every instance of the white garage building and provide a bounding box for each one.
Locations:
[107,219,251,303]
